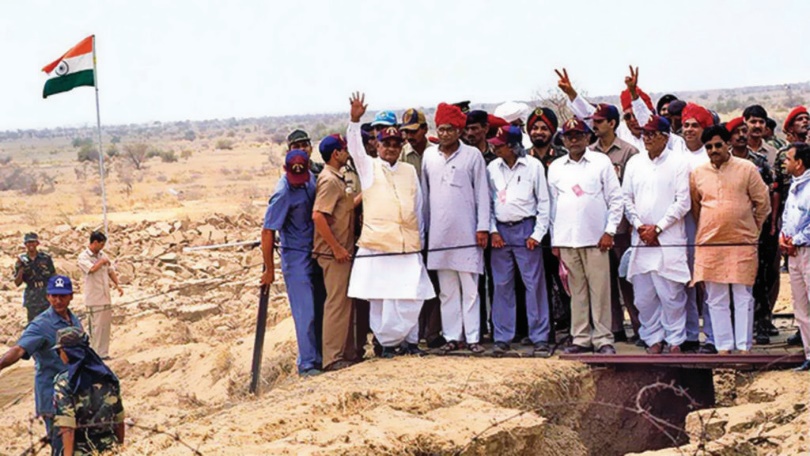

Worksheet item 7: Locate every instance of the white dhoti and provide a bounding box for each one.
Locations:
[437,270,480,343]
[631,272,688,347]
[704,282,754,351]
[348,248,435,348]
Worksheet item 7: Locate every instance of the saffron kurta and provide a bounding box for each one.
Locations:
[690,157,771,286]
[421,142,490,274]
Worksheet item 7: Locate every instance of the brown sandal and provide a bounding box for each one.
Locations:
[468,343,485,354]
[439,341,460,353]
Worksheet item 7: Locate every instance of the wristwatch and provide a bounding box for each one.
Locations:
[654,226,662,235]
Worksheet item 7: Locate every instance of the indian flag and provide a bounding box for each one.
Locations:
[41,35,95,98]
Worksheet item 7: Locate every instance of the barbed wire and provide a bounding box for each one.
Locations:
[17,416,205,456]
[452,380,737,456]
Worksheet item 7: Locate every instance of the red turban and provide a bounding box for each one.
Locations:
[784,106,808,131]
[435,102,467,129]
[725,117,744,134]
[620,87,653,112]
[681,103,713,129]
[487,114,509,129]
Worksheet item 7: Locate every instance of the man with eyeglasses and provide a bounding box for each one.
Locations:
[690,125,771,354]
[548,117,623,355]
[623,116,691,354]
[422,102,490,354]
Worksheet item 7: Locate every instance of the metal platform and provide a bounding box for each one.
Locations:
[558,351,805,369]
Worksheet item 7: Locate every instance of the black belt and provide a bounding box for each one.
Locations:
[496,216,535,227]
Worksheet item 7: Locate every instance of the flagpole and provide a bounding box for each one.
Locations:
[91,35,109,236]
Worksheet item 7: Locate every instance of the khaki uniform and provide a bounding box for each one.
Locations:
[313,164,359,368]
[77,249,116,358]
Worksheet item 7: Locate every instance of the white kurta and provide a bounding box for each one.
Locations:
[622,149,692,283]
[345,122,435,300]
[421,142,490,274]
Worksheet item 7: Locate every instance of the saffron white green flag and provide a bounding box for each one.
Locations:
[42,36,95,98]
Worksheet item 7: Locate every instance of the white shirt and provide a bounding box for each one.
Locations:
[487,155,550,242]
[548,150,624,247]
[687,146,709,171]
[622,149,692,283]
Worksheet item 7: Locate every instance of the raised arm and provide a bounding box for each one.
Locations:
[626,66,653,125]
[556,68,596,127]
[346,92,374,190]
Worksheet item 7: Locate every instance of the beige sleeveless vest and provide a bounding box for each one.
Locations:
[357,160,421,253]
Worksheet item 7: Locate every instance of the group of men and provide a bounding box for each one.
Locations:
[263,70,810,375]
[2,231,125,454]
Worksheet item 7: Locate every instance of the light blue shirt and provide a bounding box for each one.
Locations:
[16,306,82,415]
[781,170,810,246]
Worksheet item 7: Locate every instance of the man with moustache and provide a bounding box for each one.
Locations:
[779,142,810,371]
[774,107,810,348]
[526,107,567,170]
[584,103,641,343]
[345,93,435,358]
[744,105,778,167]
[526,107,570,335]
[549,117,623,355]
[727,117,778,344]
[690,125,771,354]
[422,102,490,354]
[400,109,430,179]
[465,109,498,341]
[399,108,444,348]
[465,110,497,164]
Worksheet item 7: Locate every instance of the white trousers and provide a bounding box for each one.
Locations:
[631,273,688,346]
[437,270,480,343]
[788,247,810,361]
[368,299,422,347]
[704,282,754,351]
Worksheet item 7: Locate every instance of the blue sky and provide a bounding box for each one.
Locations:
[1,0,807,129]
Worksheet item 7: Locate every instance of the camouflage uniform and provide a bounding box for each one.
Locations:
[14,252,56,322]
[742,150,780,336]
[773,145,793,216]
[529,144,568,175]
[53,371,125,455]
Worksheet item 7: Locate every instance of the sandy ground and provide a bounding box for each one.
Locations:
[0,137,808,455]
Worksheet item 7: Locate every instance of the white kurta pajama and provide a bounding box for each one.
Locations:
[346,122,435,347]
[421,141,490,343]
[623,149,692,347]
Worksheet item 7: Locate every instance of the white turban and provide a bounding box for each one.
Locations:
[494,101,530,123]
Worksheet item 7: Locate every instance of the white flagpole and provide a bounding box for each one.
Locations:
[91,34,109,236]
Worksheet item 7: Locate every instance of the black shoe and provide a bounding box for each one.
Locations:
[698,343,718,354]
[426,336,447,349]
[613,331,629,343]
[403,343,427,357]
[520,336,533,346]
[787,331,803,347]
[372,337,383,357]
[763,320,779,336]
[492,342,510,356]
[596,344,616,355]
[754,332,770,345]
[533,342,551,358]
[795,360,810,372]
[563,345,593,355]
[380,346,398,359]
[635,338,648,348]
[681,341,700,353]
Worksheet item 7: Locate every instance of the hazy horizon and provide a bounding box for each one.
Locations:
[2,1,808,130]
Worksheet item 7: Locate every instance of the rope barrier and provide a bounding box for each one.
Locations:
[273,241,762,260]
